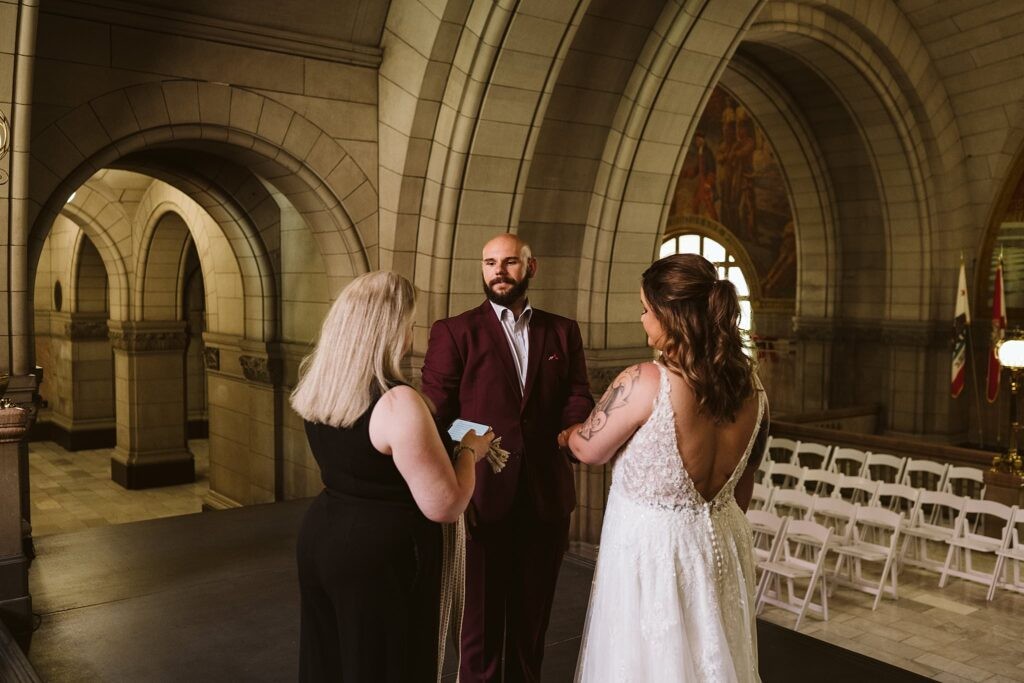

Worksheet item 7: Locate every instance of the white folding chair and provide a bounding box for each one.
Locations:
[750,483,774,512]
[769,463,805,490]
[756,519,833,629]
[801,469,842,498]
[765,436,799,465]
[871,483,921,519]
[864,453,907,484]
[943,466,987,500]
[990,507,1024,600]
[835,476,878,505]
[793,442,832,470]
[828,447,868,477]
[901,459,949,492]
[939,499,1015,592]
[769,488,815,521]
[831,506,904,610]
[899,491,966,572]
[747,508,789,568]
[755,458,773,486]
[808,497,857,549]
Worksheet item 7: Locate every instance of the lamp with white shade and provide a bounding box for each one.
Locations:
[995,332,1024,474]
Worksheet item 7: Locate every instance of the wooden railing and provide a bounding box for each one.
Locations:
[770,420,993,469]
[773,405,881,434]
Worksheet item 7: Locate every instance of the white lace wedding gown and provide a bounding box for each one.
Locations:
[575,363,763,682]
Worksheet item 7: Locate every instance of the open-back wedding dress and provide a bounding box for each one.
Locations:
[575,362,764,682]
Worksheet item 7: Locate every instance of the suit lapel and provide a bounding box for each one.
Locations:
[478,302,522,398]
[522,309,547,409]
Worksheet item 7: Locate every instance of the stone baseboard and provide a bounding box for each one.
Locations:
[29,421,116,451]
[202,490,243,511]
[31,420,210,450]
[111,454,195,489]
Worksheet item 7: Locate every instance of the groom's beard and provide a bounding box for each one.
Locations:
[483,274,531,307]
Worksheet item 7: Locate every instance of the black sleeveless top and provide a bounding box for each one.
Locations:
[303,384,417,506]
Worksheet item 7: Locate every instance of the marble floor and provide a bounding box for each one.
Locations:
[23,441,1024,681]
[27,439,209,536]
[757,552,1024,682]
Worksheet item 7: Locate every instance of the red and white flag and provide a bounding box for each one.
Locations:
[987,255,1006,403]
[951,259,970,398]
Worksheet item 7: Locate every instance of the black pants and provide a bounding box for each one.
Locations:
[297,492,442,682]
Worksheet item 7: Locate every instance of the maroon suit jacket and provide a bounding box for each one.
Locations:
[421,302,594,523]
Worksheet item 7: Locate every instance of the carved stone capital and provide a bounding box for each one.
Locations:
[879,321,946,348]
[108,321,188,352]
[66,318,109,340]
[203,347,220,370]
[793,317,945,348]
[239,355,281,385]
[791,317,835,341]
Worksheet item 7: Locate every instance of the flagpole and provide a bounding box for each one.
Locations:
[966,277,985,448]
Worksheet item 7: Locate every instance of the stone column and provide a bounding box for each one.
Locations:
[240,342,285,502]
[202,336,284,509]
[41,313,115,449]
[0,404,31,642]
[108,320,194,488]
[792,316,834,414]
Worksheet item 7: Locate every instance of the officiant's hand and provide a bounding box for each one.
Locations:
[460,428,495,463]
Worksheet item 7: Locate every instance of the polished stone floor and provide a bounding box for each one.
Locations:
[24,499,922,683]
[27,440,209,536]
[758,562,1024,682]
[21,440,1024,681]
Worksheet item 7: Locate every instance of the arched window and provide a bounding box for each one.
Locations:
[659,233,752,335]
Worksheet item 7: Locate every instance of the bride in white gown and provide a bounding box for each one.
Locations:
[564,254,768,683]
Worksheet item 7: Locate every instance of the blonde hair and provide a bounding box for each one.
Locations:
[290,270,416,427]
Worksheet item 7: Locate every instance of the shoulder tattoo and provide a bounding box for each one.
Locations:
[577,365,642,441]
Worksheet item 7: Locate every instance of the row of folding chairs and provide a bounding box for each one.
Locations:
[752,479,923,512]
[758,437,986,498]
[746,492,1024,629]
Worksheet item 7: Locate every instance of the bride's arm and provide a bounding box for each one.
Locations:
[565,363,657,466]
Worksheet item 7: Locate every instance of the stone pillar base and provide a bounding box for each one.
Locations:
[111,450,195,489]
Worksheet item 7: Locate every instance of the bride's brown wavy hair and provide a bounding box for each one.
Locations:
[642,253,754,423]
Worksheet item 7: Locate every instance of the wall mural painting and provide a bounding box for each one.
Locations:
[669,86,796,299]
[993,171,1024,310]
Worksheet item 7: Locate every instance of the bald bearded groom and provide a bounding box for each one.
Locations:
[421,234,594,682]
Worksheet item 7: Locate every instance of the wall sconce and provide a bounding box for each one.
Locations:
[995,332,1024,475]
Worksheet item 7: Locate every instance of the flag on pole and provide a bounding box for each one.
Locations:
[987,253,1006,403]
[951,258,970,398]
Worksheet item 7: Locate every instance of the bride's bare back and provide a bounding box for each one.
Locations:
[568,360,768,510]
[663,369,762,502]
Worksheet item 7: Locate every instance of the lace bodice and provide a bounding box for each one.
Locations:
[614,362,764,514]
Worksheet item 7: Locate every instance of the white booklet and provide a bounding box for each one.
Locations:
[447,418,491,442]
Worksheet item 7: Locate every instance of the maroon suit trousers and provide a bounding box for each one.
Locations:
[459,509,570,683]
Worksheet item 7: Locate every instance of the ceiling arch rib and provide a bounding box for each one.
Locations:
[27,81,372,310]
[114,151,280,341]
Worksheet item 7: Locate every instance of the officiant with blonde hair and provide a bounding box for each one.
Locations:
[290,270,494,682]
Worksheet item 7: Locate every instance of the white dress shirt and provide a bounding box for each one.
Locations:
[489,299,532,391]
